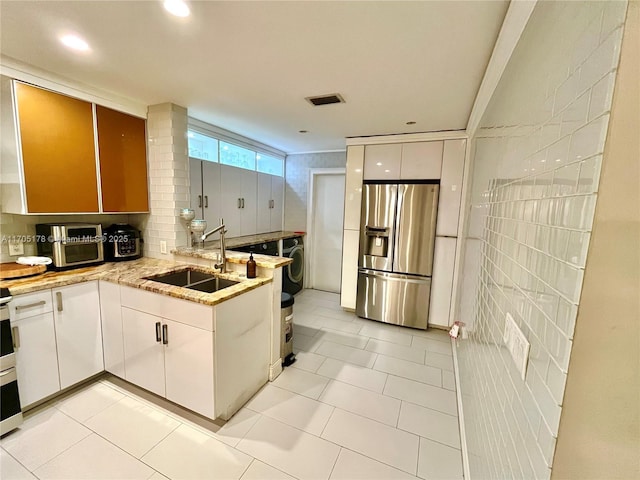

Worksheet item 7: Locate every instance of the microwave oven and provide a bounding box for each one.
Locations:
[36,223,104,270]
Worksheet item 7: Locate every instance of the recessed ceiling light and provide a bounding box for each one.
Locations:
[60,34,90,52]
[376,162,382,166]
[298,130,308,134]
[164,0,190,17]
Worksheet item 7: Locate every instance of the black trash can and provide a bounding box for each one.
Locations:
[281,293,296,366]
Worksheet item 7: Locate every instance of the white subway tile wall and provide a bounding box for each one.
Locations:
[455,1,627,479]
[284,152,346,231]
[141,103,189,259]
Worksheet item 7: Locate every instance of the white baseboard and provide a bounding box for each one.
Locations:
[452,339,471,480]
[269,360,283,381]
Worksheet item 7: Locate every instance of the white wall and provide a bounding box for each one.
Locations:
[284,152,346,231]
[454,1,628,478]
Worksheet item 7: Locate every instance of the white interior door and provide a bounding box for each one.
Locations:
[311,173,345,293]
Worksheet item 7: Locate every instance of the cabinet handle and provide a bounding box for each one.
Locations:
[56,292,63,312]
[15,300,46,311]
[162,324,168,345]
[241,198,245,209]
[204,195,209,208]
[155,322,161,342]
[238,198,242,209]
[198,195,202,208]
[12,327,20,349]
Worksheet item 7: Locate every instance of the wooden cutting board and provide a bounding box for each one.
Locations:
[0,262,47,279]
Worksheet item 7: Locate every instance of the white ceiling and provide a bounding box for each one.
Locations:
[0,1,509,154]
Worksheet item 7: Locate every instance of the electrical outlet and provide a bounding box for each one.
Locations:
[9,241,24,256]
[504,313,530,380]
[160,241,167,254]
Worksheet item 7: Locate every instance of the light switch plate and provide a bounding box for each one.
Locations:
[504,313,530,380]
[9,241,24,256]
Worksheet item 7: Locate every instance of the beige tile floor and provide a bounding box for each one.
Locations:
[0,289,463,480]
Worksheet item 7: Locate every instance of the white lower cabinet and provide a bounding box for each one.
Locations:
[121,307,215,419]
[11,306,60,407]
[52,281,104,389]
[429,237,457,327]
[122,307,167,398]
[10,282,102,407]
[99,280,125,377]
[164,319,215,419]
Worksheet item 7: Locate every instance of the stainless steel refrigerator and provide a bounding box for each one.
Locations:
[355,182,439,329]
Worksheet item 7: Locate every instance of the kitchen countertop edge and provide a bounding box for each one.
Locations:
[0,258,273,306]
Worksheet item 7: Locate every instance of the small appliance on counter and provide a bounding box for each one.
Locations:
[103,224,141,261]
[36,223,104,270]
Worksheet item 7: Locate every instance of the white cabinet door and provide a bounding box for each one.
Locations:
[99,280,124,378]
[240,169,257,236]
[122,307,165,397]
[214,285,269,420]
[436,139,466,237]
[400,141,443,179]
[163,320,215,419]
[270,175,284,232]
[52,281,103,389]
[363,144,401,180]
[429,237,457,327]
[202,161,221,226]
[340,229,360,309]
[220,165,243,237]
[256,172,272,234]
[344,146,365,230]
[12,312,60,407]
[189,158,203,218]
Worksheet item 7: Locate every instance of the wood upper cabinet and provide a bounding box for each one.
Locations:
[9,81,149,214]
[15,82,99,213]
[96,105,149,212]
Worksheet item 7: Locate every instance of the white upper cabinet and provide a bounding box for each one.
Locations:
[190,158,203,217]
[220,165,257,237]
[202,161,222,227]
[437,139,466,237]
[400,141,443,179]
[363,144,402,180]
[256,173,284,234]
[363,141,444,181]
[344,146,365,231]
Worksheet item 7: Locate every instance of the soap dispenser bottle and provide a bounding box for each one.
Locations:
[247,252,257,278]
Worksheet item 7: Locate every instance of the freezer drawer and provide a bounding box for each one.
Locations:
[356,269,431,330]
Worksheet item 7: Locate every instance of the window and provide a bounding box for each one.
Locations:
[256,153,284,176]
[219,141,256,170]
[187,128,284,176]
[188,131,218,162]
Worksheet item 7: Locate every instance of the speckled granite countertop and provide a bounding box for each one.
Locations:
[172,248,293,268]
[0,258,272,306]
[198,230,304,250]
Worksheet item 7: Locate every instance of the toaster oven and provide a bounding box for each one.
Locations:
[36,223,104,270]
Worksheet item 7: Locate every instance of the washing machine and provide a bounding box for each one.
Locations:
[282,236,304,295]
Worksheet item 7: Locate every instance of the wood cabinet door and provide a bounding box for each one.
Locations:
[163,319,215,419]
[52,281,104,389]
[96,105,149,212]
[15,82,99,213]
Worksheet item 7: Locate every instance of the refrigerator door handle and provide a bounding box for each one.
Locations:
[358,268,430,284]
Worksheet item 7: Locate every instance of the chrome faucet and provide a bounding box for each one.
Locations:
[201,218,226,273]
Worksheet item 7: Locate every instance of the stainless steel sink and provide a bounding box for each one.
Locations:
[144,268,239,293]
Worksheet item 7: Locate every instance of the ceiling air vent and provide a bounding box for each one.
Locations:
[305,93,345,106]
